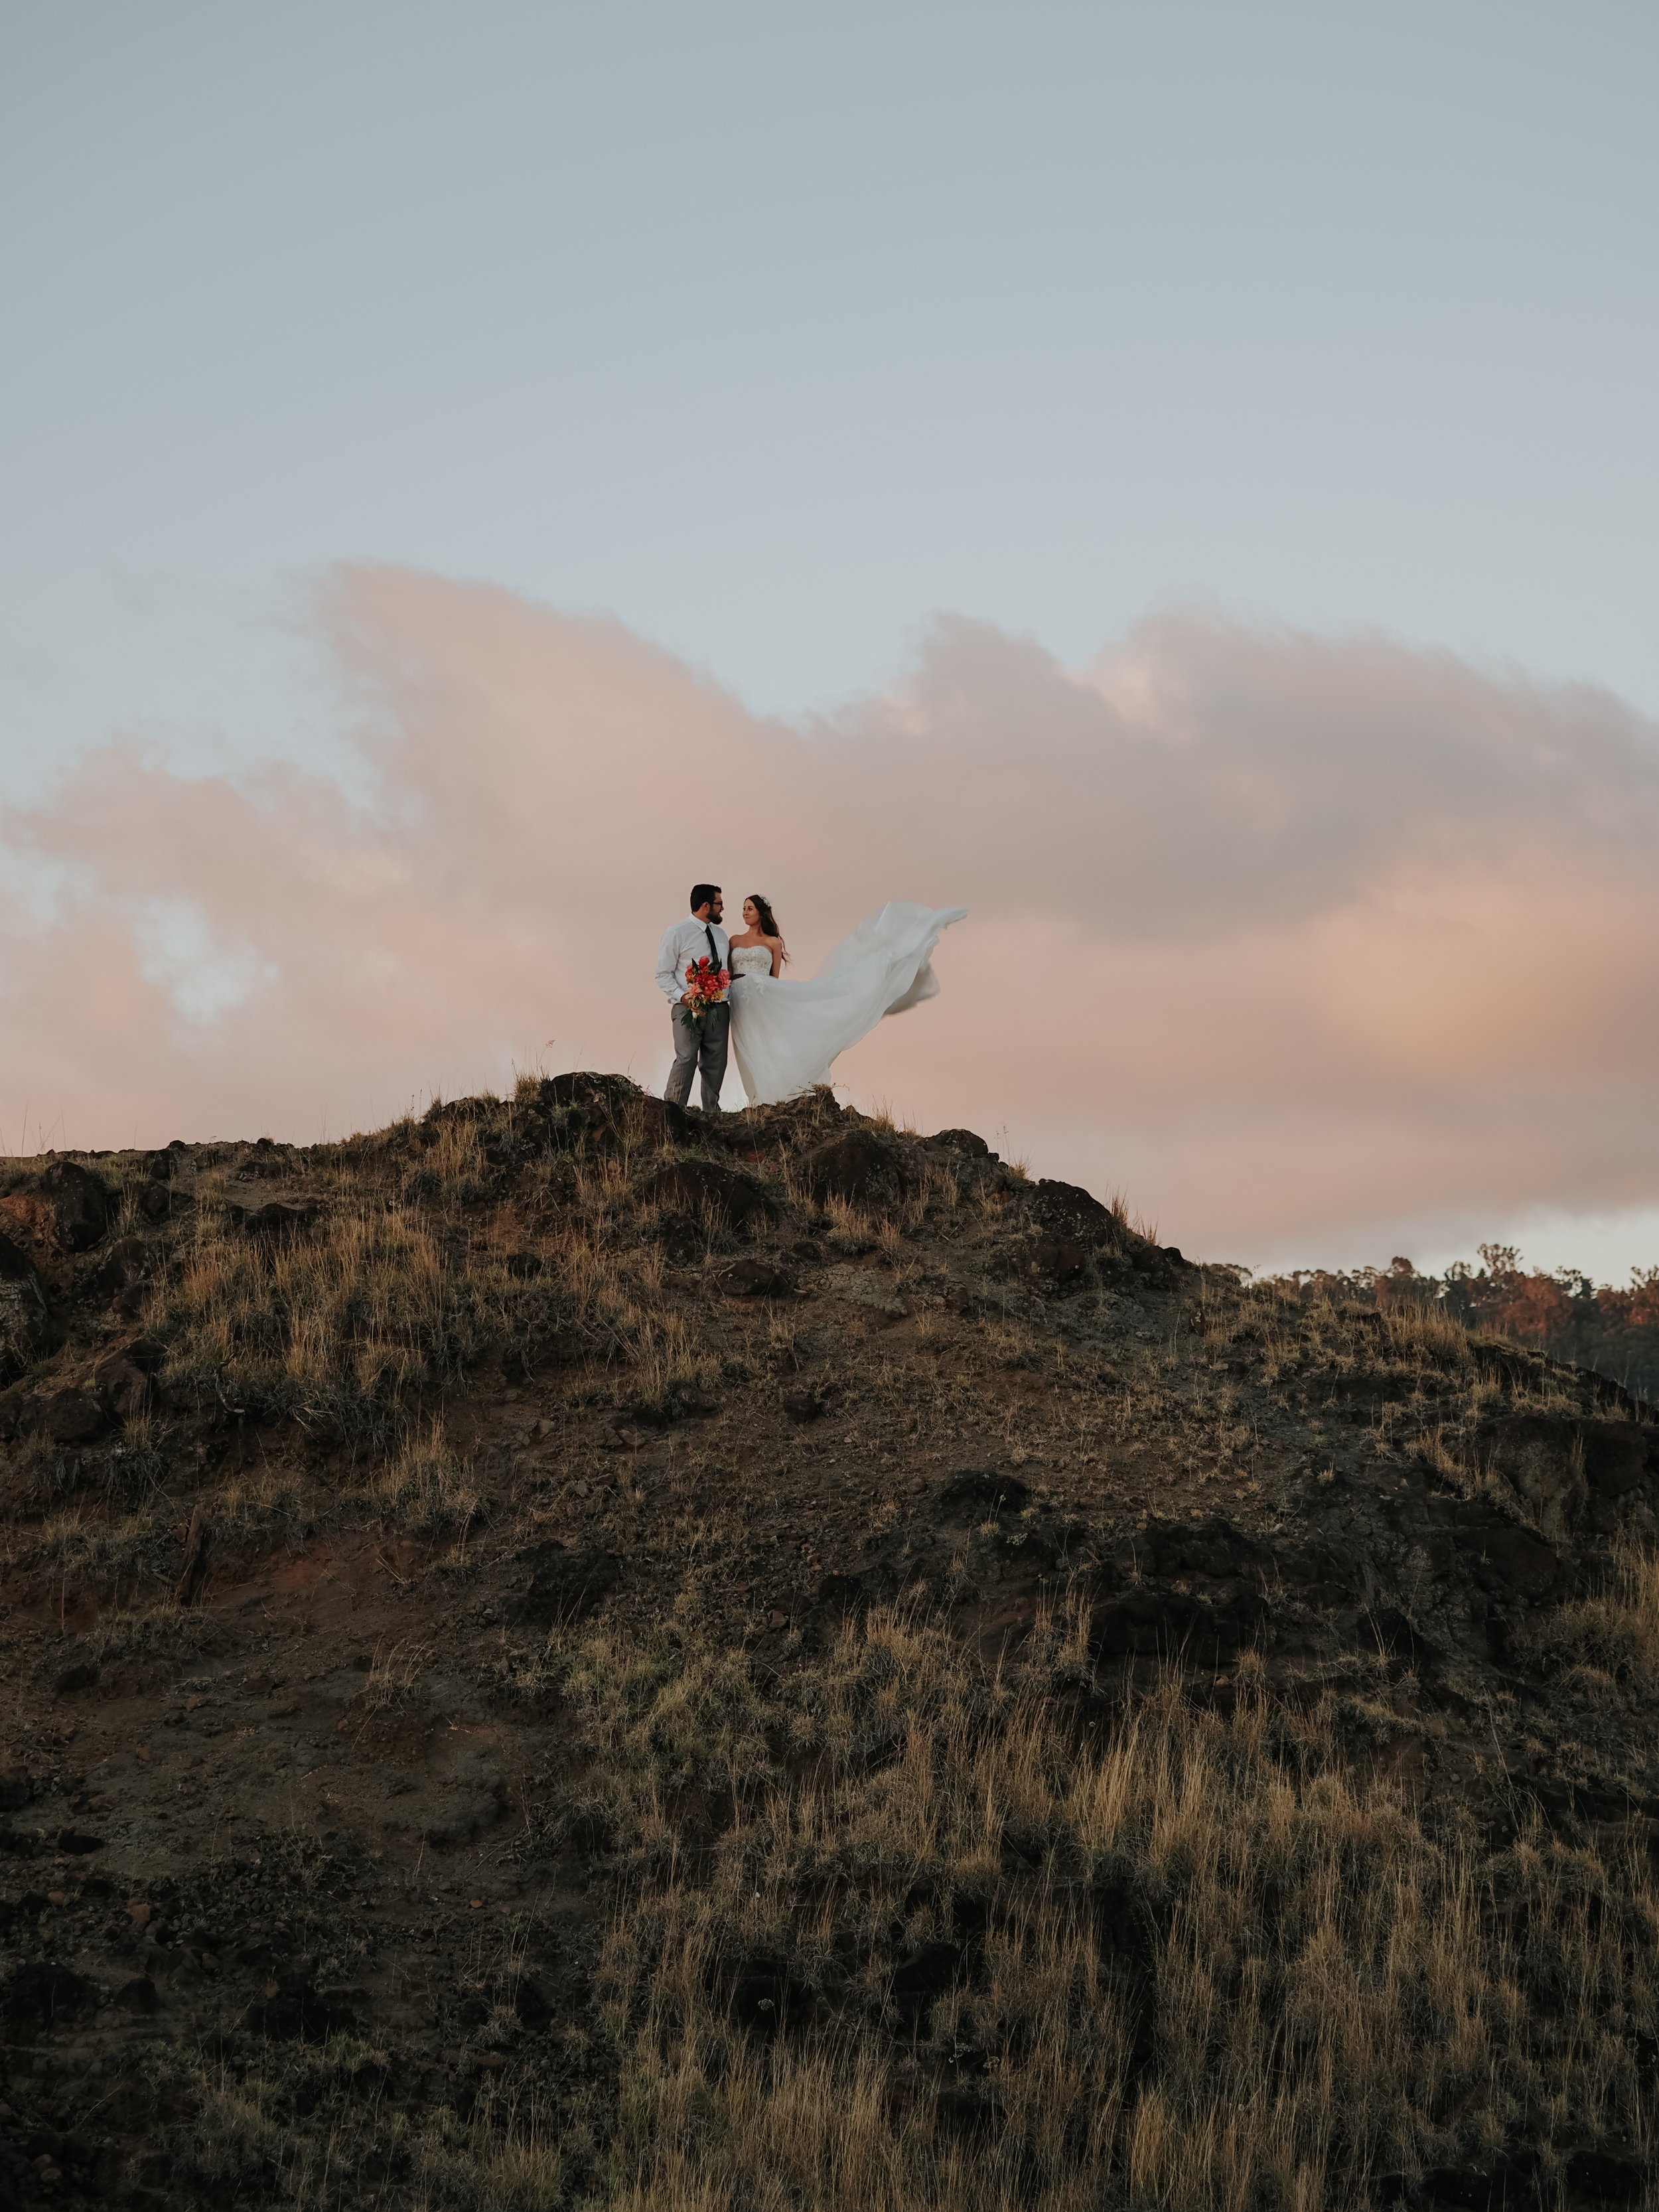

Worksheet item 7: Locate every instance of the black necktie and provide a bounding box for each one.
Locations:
[705,924,720,967]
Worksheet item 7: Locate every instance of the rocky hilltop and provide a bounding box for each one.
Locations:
[1,1076,1656,2211]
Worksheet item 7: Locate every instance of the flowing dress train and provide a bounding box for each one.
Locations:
[726,901,967,1107]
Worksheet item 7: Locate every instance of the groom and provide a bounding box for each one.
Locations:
[656,883,731,1111]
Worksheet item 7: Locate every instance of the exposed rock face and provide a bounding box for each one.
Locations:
[222,1191,323,1235]
[1027,1177,1118,1241]
[35,1161,110,1251]
[1020,1234,1088,1285]
[524,1071,693,1151]
[1479,1412,1656,1536]
[802,1128,902,1204]
[929,1128,992,1158]
[0,1231,48,1378]
[1,1160,111,1256]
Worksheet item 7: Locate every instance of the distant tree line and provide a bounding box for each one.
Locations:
[1261,1247,1659,1406]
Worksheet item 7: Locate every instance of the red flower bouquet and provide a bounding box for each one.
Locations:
[679,955,731,1030]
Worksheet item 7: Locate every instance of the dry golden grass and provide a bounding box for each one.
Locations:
[141,1157,682,1438]
[148,1186,482,1429]
[374,1420,478,1533]
[530,1606,1659,2212]
[1517,1538,1659,1696]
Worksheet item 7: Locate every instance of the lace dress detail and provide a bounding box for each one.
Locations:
[726,903,966,1106]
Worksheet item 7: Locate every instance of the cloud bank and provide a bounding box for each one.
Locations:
[5,567,1658,1266]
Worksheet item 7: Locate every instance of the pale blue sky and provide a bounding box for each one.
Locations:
[4,0,1657,794]
[5,4,1659,1278]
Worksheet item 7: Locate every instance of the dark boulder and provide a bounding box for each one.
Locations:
[0,1232,48,1376]
[802,1129,902,1205]
[35,1161,109,1252]
[1479,1414,1655,1530]
[541,1071,642,1112]
[224,1193,322,1235]
[1023,1236,1088,1285]
[930,1128,992,1159]
[1479,1414,1586,1529]
[1581,1423,1654,1499]
[1028,1178,1116,1242]
[523,1074,692,1151]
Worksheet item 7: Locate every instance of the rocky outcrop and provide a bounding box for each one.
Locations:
[0,1232,48,1380]
[802,1128,906,1205]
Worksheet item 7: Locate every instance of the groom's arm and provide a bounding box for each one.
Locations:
[655,924,687,1003]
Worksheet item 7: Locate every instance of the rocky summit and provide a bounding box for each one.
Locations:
[1,1076,1656,2212]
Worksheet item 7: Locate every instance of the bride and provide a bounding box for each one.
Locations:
[724,894,967,1107]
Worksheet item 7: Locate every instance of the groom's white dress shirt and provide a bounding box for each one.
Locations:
[656,915,731,1003]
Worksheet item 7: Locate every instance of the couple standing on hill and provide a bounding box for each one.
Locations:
[654,884,966,1112]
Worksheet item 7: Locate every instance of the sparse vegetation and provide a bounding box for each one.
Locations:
[1517,1538,1659,1698]
[1265,1249,1659,1406]
[579,1611,1658,2212]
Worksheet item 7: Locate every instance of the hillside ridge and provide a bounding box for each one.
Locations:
[1,1074,1656,2211]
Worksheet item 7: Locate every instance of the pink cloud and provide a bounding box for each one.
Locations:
[5,565,1658,1266]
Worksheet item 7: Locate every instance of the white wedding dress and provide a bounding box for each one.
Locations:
[727,901,967,1106]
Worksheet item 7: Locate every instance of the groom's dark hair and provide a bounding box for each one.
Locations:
[689,883,721,914]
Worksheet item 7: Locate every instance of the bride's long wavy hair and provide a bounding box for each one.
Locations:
[747,893,789,963]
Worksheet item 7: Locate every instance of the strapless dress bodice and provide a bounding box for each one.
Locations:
[729,945,773,978]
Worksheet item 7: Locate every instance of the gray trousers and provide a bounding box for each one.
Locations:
[665,1000,729,1111]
